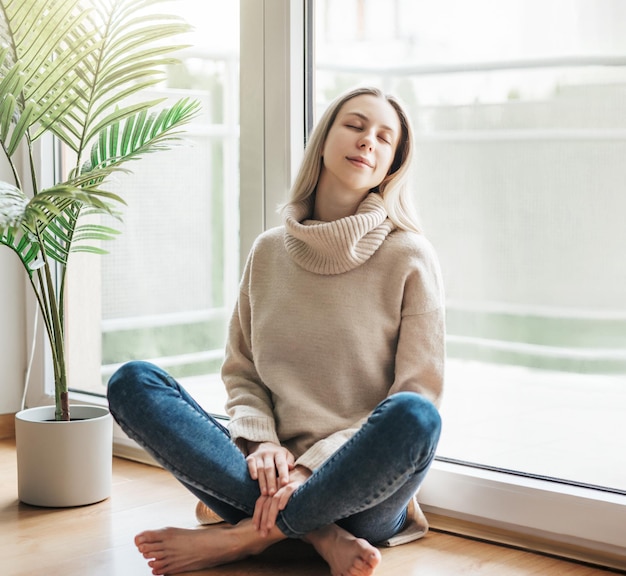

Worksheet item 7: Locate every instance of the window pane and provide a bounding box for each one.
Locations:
[315,0,626,492]
[72,1,239,416]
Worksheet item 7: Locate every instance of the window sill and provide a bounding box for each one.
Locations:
[419,460,626,570]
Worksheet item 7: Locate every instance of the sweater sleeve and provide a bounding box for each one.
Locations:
[222,285,281,449]
[387,237,446,407]
[387,306,445,406]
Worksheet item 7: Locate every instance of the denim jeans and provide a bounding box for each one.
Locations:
[107,360,441,543]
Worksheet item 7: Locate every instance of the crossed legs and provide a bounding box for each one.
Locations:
[108,361,440,575]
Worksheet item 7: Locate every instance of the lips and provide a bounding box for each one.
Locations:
[347,156,373,168]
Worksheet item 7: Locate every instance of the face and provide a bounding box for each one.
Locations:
[319,94,401,199]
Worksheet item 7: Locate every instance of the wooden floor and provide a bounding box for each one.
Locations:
[0,438,620,576]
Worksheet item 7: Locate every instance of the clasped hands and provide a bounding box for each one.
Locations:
[245,441,311,537]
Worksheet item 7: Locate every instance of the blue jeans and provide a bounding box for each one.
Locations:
[107,361,441,543]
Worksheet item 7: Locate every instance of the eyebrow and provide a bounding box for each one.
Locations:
[344,111,397,135]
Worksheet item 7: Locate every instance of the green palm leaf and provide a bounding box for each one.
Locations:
[0,178,126,267]
[0,183,68,272]
[0,227,44,273]
[36,180,127,264]
[42,203,123,263]
[87,98,200,170]
[0,0,101,156]
[51,0,191,157]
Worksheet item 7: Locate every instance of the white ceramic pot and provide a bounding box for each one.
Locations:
[15,405,113,507]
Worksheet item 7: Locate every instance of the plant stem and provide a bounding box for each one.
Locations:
[27,138,38,197]
[1,141,22,189]
[32,265,67,420]
[30,272,55,358]
[37,231,69,421]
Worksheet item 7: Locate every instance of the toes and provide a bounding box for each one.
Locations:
[135,530,169,558]
[351,549,381,575]
[142,549,166,561]
[136,529,158,542]
[148,558,169,575]
[348,558,370,576]
[135,530,159,548]
[366,549,381,566]
[137,542,166,559]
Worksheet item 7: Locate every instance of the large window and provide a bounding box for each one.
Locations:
[315,0,626,495]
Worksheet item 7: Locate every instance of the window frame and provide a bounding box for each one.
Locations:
[27,0,626,567]
[239,0,305,261]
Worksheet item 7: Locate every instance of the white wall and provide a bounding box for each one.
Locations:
[0,249,25,414]
[0,150,27,414]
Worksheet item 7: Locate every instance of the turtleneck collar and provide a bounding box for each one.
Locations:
[283,193,395,275]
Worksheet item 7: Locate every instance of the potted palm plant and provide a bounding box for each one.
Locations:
[0,0,200,506]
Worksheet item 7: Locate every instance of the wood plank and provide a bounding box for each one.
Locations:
[0,439,620,576]
[0,412,15,439]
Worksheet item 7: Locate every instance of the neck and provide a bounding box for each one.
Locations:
[313,186,370,222]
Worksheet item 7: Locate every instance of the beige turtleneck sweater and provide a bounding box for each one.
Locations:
[222,193,445,472]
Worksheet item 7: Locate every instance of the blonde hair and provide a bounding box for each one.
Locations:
[283,87,421,233]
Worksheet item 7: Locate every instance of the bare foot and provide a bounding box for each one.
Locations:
[306,524,382,576]
[135,519,284,575]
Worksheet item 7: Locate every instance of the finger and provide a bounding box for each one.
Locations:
[263,497,281,532]
[264,484,296,531]
[258,496,276,536]
[246,455,258,481]
[277,484,297,510]
[263,455,277,495]
[258,493,281,533]
[275,454,291,487]
[252,495,263,530]
[253,494,269,531]
[256,464,268,496]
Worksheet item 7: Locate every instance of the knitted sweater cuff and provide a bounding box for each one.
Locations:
[295,435,346,471]
[227,416,280,447]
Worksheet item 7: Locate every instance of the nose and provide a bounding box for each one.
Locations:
[359,132,375,150]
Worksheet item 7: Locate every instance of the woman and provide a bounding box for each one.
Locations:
[107,86,445,576]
